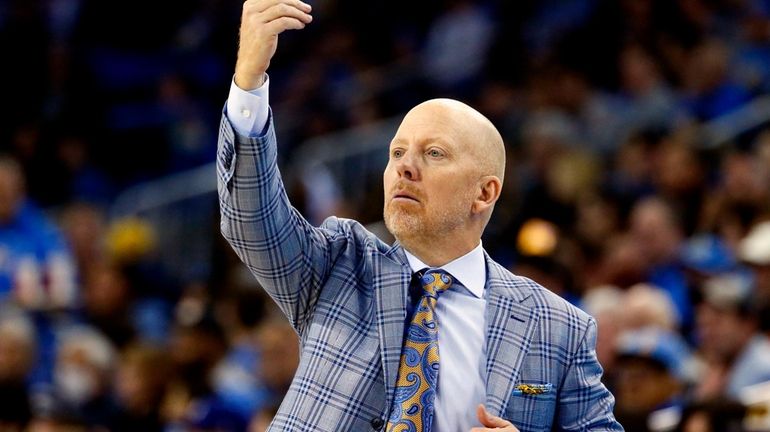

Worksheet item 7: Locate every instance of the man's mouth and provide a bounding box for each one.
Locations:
[392,192,419,203]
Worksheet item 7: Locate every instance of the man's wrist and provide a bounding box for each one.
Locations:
[226,74,270,137]
[234,69,266,91]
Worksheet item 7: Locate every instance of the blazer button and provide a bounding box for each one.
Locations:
[370,417,384,430]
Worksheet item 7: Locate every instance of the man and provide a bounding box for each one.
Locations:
[217,1,621,430]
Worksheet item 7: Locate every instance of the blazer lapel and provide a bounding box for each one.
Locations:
[484,256,541,416]
[372,243,411,409]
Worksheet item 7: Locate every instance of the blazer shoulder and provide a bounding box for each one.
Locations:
[488,259,593,327]
[529,279,592,323]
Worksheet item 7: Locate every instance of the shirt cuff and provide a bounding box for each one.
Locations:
[226,75,270,137]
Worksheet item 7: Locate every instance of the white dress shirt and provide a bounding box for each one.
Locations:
[403,245,488,432]
[226,79,488,431]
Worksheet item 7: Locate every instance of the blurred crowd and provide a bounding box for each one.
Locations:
[2,0,770,430]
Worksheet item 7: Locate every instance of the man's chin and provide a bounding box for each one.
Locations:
[384,212,424,240]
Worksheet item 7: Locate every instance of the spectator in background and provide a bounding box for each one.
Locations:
[0,312,36,430]
[679,234,737,289]
[213,288,268,421]
[581,285,624,386]
[421,0,495,97]
[738,220,770,304]
[613,327,694,432]
[735,1,770,93]
[621,283,680,332]
[738,221,770,339]
[681,39,752,121]
[163,304,248,432]
[80,263,136,349]
[53,326,116,427]
[242,321,300,431]
[158,75,217,173]
[700,150,770,246]
[253,321,299,414]
[582,283,681,399]
[675,399,747,432]
[110,343,169,432]
[591,234,649,289]
[652,139,706,234]
[52,134,113,205]
[629,197,691,328]
[102,217,173,345]
[617,44,683,132]
[59,203,106,281]
[0,156,77,310]
[606,129,662,219]
[692,273,770,401]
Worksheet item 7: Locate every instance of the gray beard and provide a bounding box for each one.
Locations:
[383,197,472,245]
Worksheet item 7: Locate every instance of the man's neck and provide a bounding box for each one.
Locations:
[398,233,480,267]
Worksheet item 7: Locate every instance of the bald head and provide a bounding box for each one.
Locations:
[405,99,506,182]
[384,98,506,264]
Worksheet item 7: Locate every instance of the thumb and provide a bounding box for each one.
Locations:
[476,404,510,428]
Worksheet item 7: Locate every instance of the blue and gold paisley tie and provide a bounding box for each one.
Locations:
[386,270,452,432]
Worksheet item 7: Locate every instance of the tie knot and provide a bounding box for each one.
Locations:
[420,270,452,299]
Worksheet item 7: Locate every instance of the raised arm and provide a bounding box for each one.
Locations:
[219,0,345,333]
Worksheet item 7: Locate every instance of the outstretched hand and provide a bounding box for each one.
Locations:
[235,0,313,90]
[470,404,520,432]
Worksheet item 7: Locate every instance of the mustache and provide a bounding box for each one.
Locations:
[389,183,422,200]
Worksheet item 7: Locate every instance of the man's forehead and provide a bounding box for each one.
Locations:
[392,112,466,147]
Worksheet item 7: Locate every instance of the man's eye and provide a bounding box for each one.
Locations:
[428,149,443,157]
[392,149,404,158]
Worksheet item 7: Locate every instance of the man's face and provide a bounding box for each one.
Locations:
[383,104,480,242]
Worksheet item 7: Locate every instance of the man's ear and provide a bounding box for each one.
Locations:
[472,176,502,214]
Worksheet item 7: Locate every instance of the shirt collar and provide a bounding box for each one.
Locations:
[403,242,486,298]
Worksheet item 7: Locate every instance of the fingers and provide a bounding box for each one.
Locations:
[476,404,490,426]
[242,0,312,37]
[477,405,506,427]
[264,16,306,35]
[248,0,311,14]
[473,405,518,430]
[235,0,311,88]
[258,2,313,26]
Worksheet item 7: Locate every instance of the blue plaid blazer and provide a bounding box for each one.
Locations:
[217,113,623,432]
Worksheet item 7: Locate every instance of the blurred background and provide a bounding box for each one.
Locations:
[2,0,770,430]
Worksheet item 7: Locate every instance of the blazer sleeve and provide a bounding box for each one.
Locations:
[217,110,347,333]
[556,317,624,431]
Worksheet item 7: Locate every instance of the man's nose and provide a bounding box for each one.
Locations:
[396,151,420,181]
